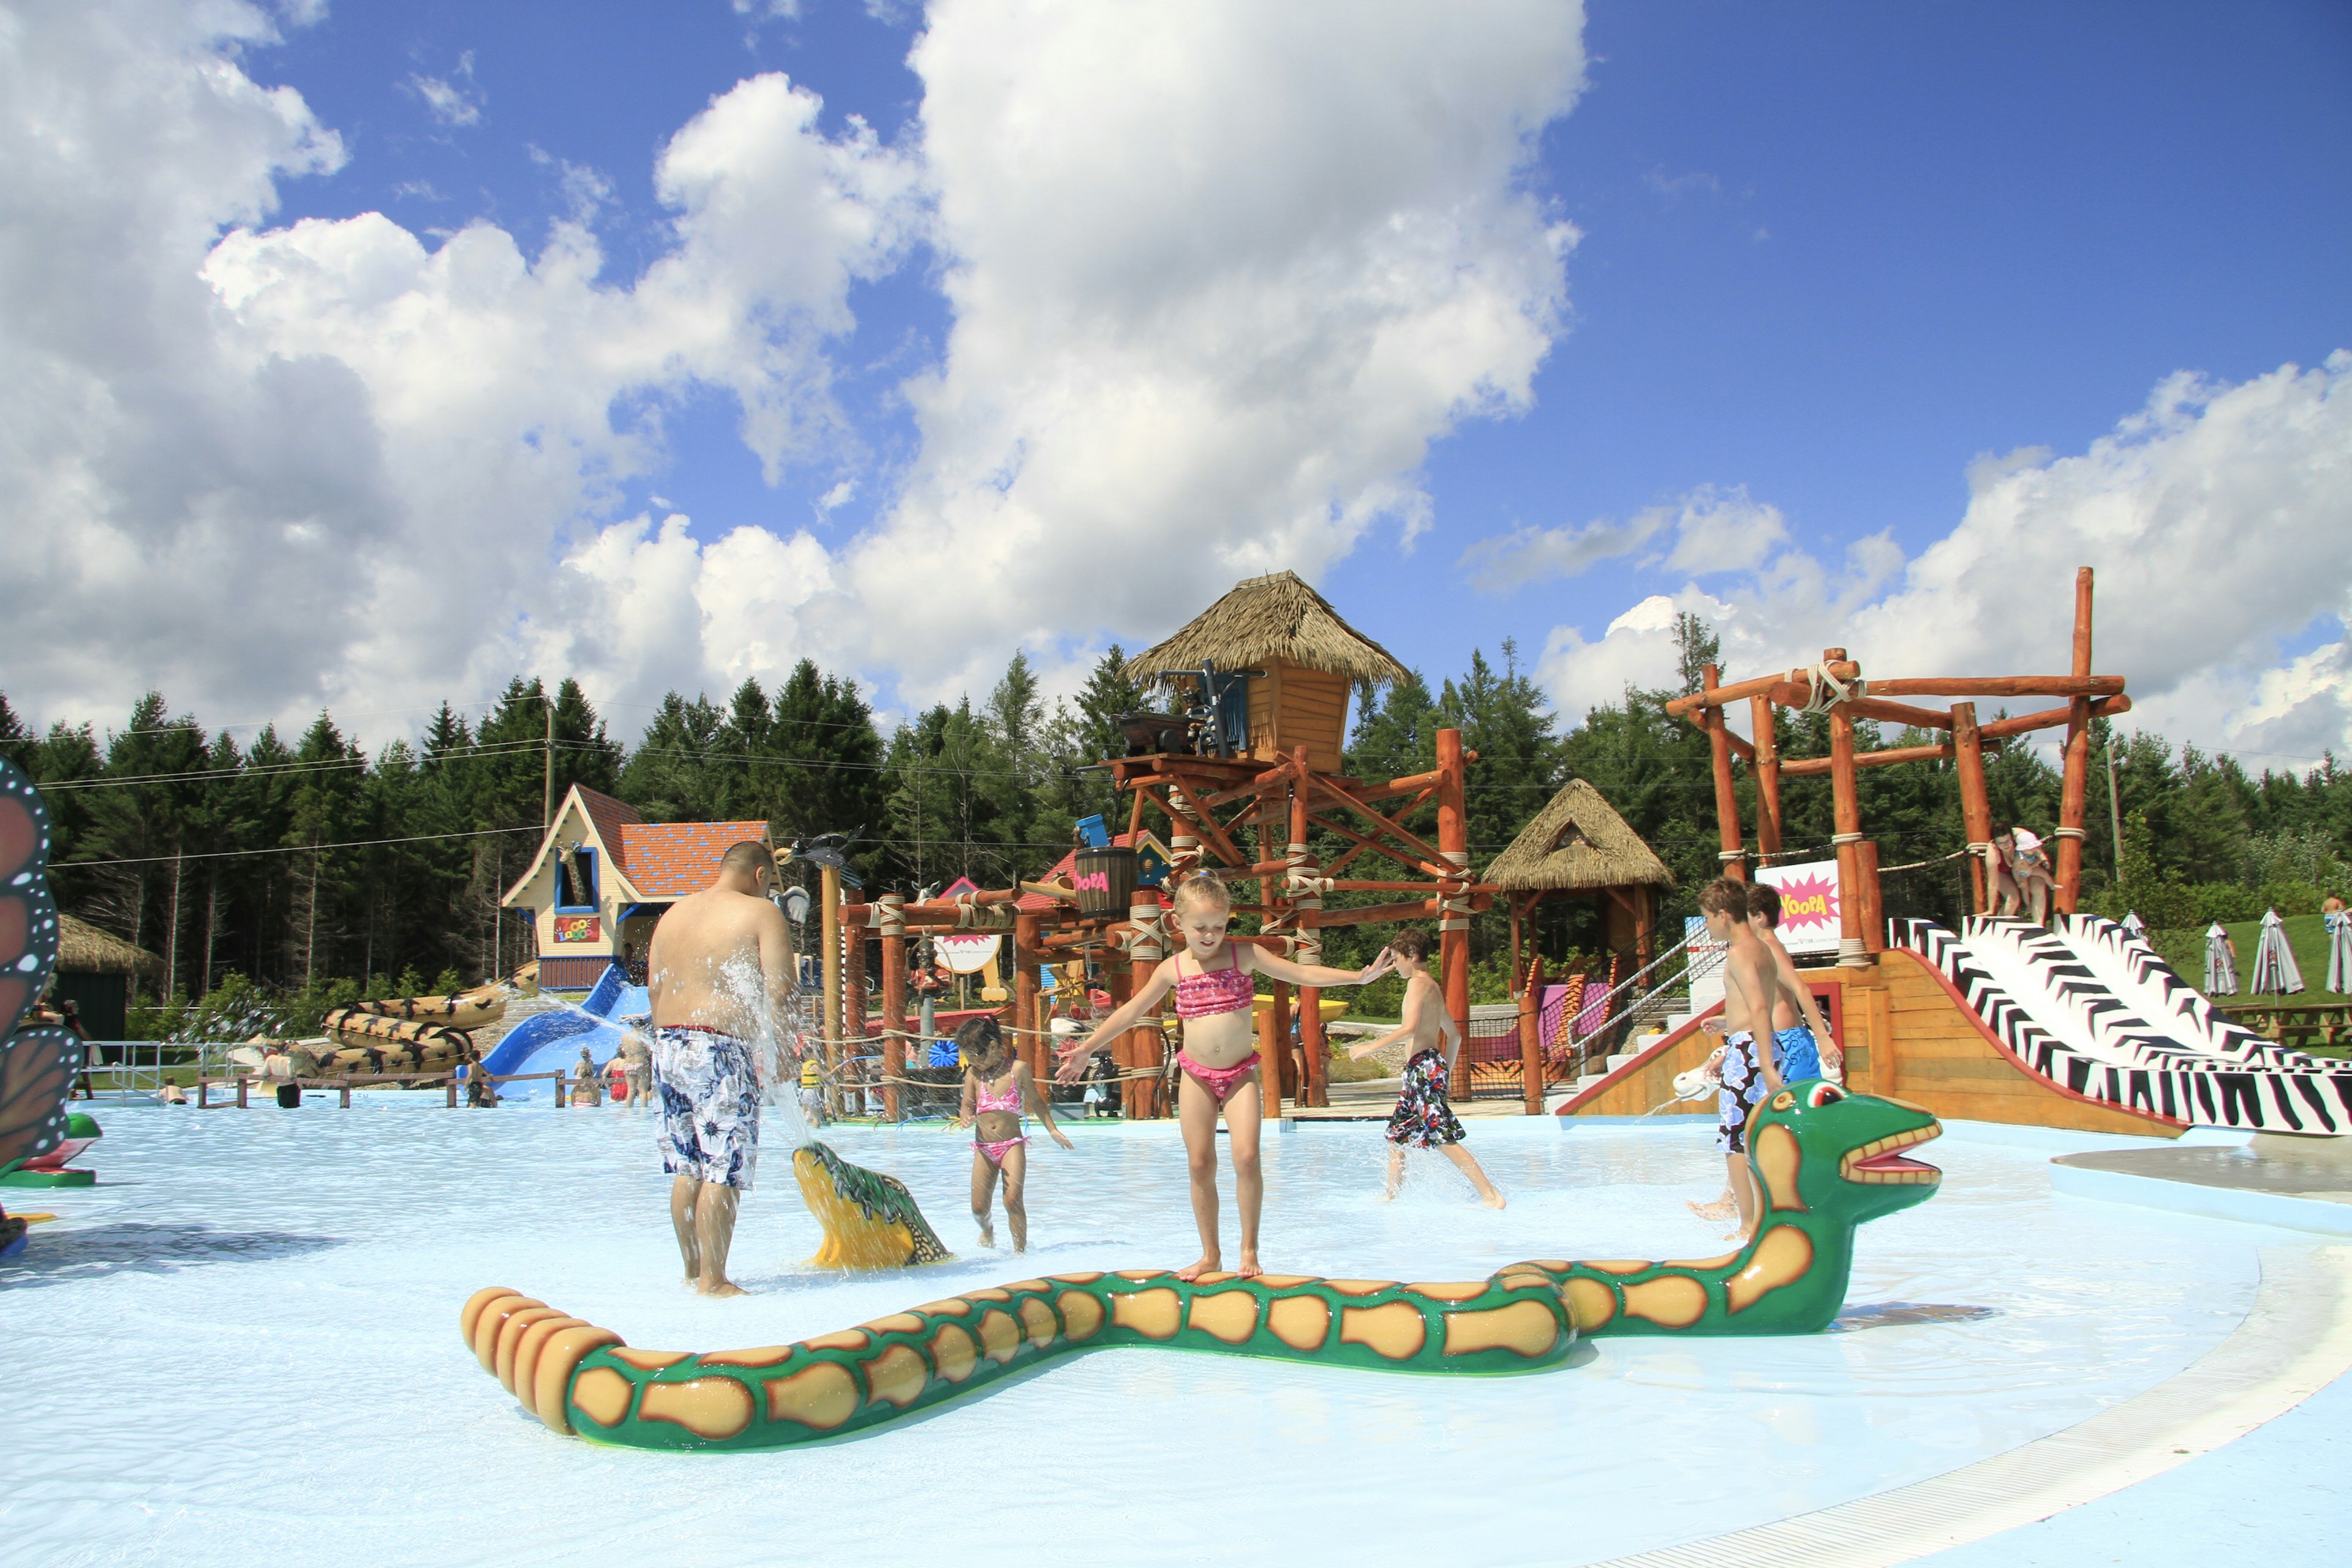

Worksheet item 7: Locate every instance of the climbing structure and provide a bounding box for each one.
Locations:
[821,572,1501,1119]
[1662,567,2127,954]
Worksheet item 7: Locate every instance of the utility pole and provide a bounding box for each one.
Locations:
[543,691,556,830]
[2105,738,2126,884]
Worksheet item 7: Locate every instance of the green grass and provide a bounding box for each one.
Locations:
[2146,912,2351,1005]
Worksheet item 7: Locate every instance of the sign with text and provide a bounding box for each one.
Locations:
[1756,860,1841,956]
[552,915,601,944]
[935,933,1003,975]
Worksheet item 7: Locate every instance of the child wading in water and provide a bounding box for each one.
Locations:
[952,1016,1071,1251]
[1347,928,1506,1208]
[1057,872,1393,1279]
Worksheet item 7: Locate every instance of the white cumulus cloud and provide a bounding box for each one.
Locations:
[0,0,918,734]
[840,0,1589,703]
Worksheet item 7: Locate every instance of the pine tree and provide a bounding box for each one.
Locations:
[0,692,32,772]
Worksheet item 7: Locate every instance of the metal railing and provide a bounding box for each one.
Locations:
[70,1039,222,1101]
[1546,930,1726,1085]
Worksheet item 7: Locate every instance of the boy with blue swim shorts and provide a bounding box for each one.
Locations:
[1747,883,1840,1084]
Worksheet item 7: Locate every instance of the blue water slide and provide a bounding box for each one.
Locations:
[478,965,650,1101]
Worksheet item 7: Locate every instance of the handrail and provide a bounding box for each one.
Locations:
[1544,929,1727,1079]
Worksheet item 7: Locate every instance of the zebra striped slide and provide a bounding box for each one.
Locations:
[1891,916,2352,1136]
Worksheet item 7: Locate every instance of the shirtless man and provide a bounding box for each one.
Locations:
[646,840,795,1298]
[1698,878,1785,1242]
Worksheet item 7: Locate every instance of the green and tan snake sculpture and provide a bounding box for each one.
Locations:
[462,1082,1942,1451]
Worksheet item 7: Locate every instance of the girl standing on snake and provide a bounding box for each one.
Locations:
[952,1016,1072,1252]
[1057,872,1395,1280]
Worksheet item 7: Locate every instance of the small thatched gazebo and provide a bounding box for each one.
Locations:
[1488,778,1674,984]
[1125,570,1410,771]
[53,913,163,1039]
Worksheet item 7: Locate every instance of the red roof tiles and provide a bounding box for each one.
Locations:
[614,820,773,898]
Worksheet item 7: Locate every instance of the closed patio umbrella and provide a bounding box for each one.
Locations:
[2249,908,2304,995]
[2204,922,2238,995]
[2327,911,2352,995]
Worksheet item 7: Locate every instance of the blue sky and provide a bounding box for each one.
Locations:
[6,0,2350,760]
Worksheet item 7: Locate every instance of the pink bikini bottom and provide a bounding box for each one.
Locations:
[1178,1050,1261,1105]
[974,1134,1028,1169]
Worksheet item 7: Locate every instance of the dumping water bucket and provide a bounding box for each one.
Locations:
[1072,846,1137,917]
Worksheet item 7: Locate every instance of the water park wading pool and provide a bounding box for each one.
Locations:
[0,1099,2328,1567]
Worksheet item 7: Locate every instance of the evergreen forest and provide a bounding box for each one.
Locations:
[5,615,2348,1035]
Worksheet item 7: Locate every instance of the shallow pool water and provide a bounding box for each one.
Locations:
[0,1099,2320,1567]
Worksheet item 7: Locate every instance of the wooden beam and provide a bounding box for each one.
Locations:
[1310,775,1458,875]
[1974,693,2131,741]
[1863,674,2124,700]
[1677,705,1758,760]
[1664,661,1860,716]
[1756,687,1956,731]
[1776,740,2006,776]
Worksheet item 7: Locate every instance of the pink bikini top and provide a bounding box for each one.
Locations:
[1174,947,1254,1020]
[975,1072,1022,1114]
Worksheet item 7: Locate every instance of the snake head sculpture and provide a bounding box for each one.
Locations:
[1758,1079,1943,1226]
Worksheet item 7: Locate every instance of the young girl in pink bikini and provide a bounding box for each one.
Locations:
[1057,873,1393,1280]
[952,1016,1071,1252]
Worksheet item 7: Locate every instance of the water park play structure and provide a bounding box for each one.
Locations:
[797,571,1521,1124]
[1559,567,2352,1140]
[461,1080,1942,1450]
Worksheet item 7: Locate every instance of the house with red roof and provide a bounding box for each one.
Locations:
[500,784,772,990]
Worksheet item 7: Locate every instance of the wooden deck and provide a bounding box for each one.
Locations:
[1555,949,2182,1138]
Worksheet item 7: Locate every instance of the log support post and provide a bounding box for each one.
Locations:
[2054,568,2095,914]
[879,895,907,1122]
[1824,648,1871,968]
[1703,665,1746,880]
[1126,893,1166,1118]
[1289,780,1328,1109]
[1749,692,1783,864]
[1953,701,1994,914]
[1518,952,1545,1115]
[842,919,867,1118]
[820,865,843,1116]
[1014,913,1045,1084]
[1436,728,1473,1069]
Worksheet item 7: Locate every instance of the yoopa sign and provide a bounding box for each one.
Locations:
[1755,861,1841,956]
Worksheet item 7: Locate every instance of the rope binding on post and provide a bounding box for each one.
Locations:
[1798,662,1868,714]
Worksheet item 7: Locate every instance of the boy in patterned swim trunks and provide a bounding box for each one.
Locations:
[1699,878,1785,1243]
[646,840,796,1298]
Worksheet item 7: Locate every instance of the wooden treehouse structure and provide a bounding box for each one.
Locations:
[819,571,1527,1119]
[1557,566,2158,1134]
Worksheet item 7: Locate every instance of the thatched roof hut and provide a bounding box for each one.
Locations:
[1488,779,1671,974]
[1125,570,1410,690]
[1487,779,1673,893]
[1125,571,1409,769]
[58,913,162,975]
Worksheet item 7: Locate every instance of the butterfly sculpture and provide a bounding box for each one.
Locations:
[1,756,80,1255]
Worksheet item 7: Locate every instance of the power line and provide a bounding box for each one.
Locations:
[61,824,544,869]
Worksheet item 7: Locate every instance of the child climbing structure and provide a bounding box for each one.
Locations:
[1559,568,2352,1137]
[816,571,1515,1121]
